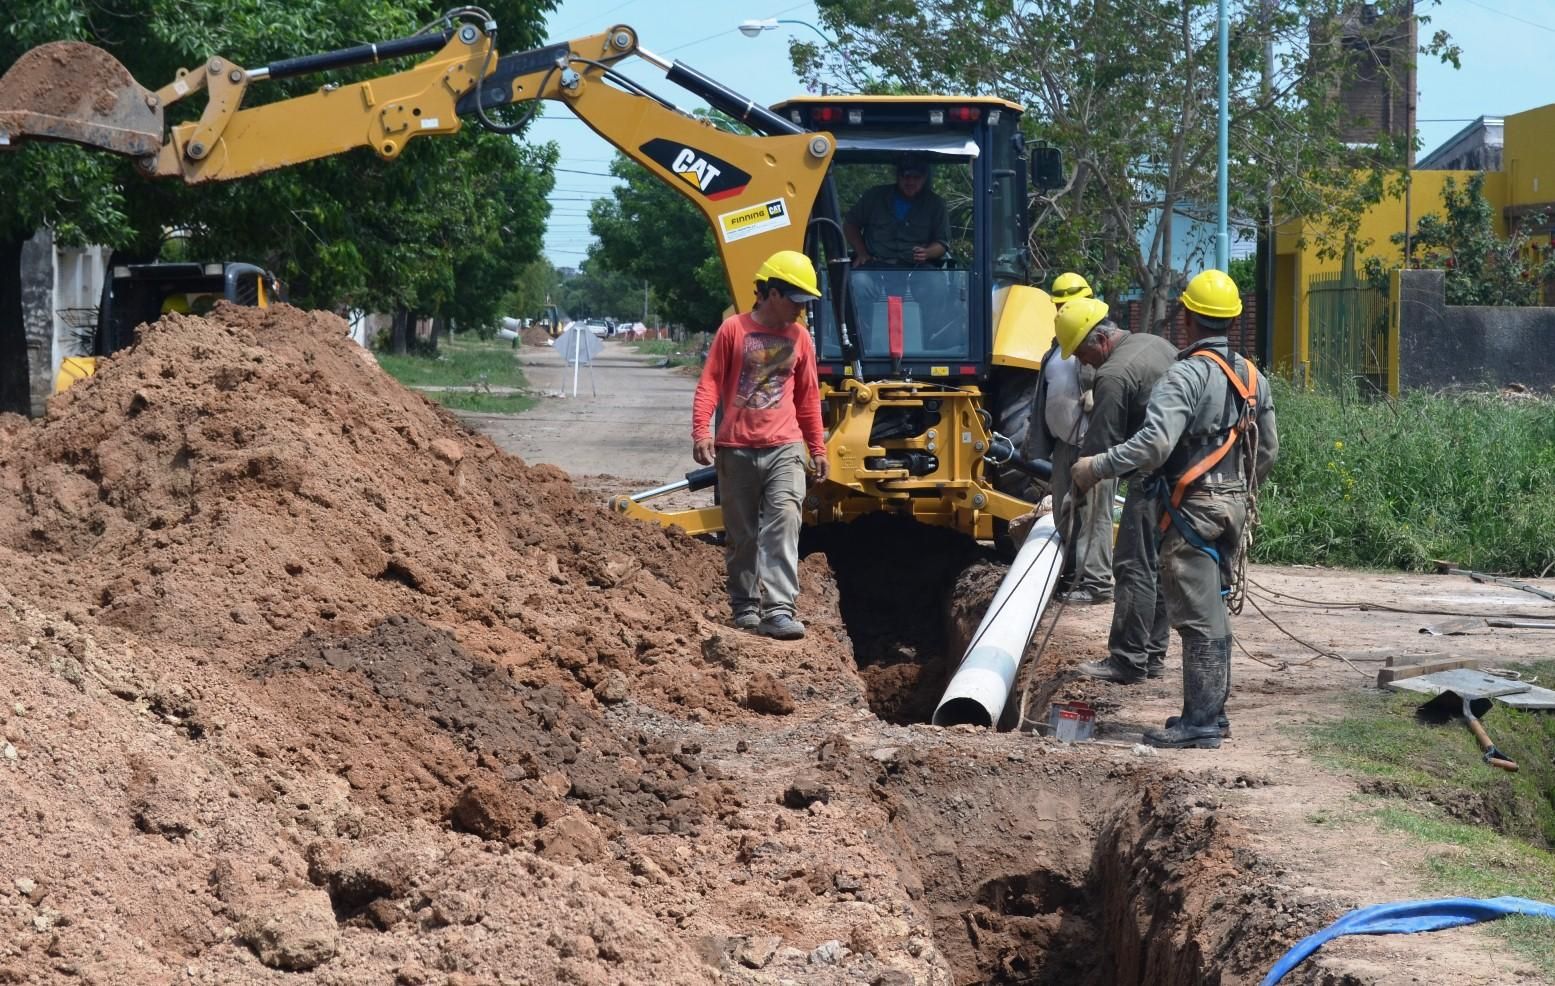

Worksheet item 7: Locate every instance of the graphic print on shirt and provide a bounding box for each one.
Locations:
[734,331,796,411]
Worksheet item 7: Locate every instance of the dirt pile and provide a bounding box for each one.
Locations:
[0,303,872,983]
[523,325,554,346]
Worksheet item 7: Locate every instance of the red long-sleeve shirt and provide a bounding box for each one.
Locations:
[691,313,826,460]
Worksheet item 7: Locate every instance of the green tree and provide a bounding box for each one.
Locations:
[499,257,562,327]
[1,0,557,406]
[587,153,730,331]
[1398,173,1554,307]
[554,257,642,322]
[800,0,1457,327]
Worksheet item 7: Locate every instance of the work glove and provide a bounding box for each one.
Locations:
[1070,454,1104,494]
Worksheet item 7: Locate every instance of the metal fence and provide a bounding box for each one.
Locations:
[1307,266,1389,394]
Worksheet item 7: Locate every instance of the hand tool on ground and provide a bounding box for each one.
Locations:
[1414,687,1521,772]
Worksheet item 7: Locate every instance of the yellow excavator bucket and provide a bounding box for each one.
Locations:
[0,42,162,156]
[53,356,98,394]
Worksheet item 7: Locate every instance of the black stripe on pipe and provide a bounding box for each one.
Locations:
[262,30,453,82]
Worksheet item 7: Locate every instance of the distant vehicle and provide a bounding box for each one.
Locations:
[583,319,610,338]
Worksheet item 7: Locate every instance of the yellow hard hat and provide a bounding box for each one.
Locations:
[755,250,821,301]
[1181,269,1242,319]
[159,293,192,315]
[1054,296,1110,359]
[1050,272,1093,306]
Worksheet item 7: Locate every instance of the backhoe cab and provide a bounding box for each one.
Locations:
[54,261,285,394]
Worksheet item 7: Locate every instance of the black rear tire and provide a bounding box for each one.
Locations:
[987,368,1045,501]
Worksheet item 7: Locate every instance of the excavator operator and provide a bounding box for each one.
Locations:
[844,155,949,269]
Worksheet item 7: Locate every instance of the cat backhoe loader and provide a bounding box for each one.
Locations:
[0,8,1060,543]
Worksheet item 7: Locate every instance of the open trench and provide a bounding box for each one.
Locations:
[804,516,1321,985]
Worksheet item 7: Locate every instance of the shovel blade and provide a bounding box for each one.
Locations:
[1415,688,1492,724]
[0,42,162,156]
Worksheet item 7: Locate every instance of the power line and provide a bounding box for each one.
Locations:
[1455,0,1555,34]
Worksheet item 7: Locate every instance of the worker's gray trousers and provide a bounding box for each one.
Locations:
[717,443,807,619]
[1160,486,1248,640]
[1108,483,1170,676]
[1051,440,1116,595]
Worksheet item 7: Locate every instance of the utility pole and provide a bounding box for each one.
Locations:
[1215,0,1230,270]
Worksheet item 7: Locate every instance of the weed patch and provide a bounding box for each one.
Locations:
[376,335,528,391]
[1255,380,1555,575]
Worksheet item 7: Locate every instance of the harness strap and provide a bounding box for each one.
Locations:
[1157,351,1260,534]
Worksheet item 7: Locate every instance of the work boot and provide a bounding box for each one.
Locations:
[1164,712,1231,738]
[1075,658,1144,685]
[757,613,805,640]
[1059,587,1113,605]
[732,611,760,631]
[1165,635,1232,734]
[1143,635,1228,749]
[1146,654,1166,680]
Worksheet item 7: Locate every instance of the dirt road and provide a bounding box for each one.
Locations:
[466,338,700,487]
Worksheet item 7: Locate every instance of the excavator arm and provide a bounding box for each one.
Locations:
[0,11,835,308]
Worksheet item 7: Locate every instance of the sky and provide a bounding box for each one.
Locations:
[527,0,1555,267]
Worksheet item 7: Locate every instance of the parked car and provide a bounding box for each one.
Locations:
[583,319,610,338]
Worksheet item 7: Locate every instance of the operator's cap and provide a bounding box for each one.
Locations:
[896,155,930,177]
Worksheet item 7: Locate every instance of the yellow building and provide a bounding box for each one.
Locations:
[1272,100,1555,387]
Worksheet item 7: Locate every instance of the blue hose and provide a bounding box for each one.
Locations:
[1262,896,1555,986]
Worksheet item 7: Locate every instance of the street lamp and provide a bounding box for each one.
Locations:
[738,17,865,92]
[737,18,833,45]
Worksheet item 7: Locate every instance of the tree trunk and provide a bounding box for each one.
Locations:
[0,234,29,416]
[391,308,409,355]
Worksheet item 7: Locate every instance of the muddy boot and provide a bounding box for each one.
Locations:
[1146,653,1166,680]
[1075,658,1143,684]
[1143,635,1227,749]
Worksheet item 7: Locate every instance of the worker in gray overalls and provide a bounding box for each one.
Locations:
[1070,270,1279,749]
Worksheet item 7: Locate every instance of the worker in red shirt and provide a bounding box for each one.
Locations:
[692,250,830,640]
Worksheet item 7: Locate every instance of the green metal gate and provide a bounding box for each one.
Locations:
[1307,263,1389,394]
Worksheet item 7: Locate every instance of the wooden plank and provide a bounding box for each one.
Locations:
[1376,657,1482,686]
[1485,618,1555,630]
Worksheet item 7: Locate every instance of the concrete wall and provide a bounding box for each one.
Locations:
[19,230,54,416]
[17,230,112,415]
[1398,269,1555,391]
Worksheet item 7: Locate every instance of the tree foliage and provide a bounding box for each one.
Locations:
[587,153,730,331]
[554,258,644,323]
[801,0,1457,328]
[1364,172,1555,307]
[2,0,559,327]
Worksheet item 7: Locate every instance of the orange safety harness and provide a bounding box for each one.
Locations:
[1156,349,1260,534]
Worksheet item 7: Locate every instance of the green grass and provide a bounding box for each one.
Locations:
[1309,679,1555,975]
[433,392,537,414]
[1255,378,1555,575]
[1311,679,1555,848]
[376,334,528,391]
[630,337,703,368]
[1371,808,1555,975]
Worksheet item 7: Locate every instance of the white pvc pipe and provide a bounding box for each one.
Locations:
[932,514,1064,729]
